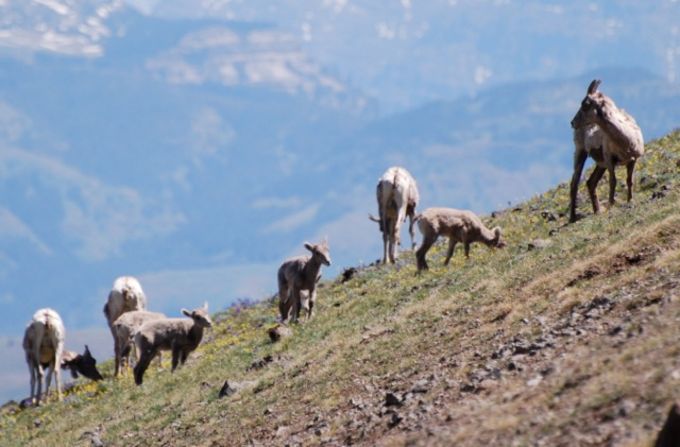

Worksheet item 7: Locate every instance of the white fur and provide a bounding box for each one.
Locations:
[103,276,147,359]
[370,166,420,264]
[22,308,65,405]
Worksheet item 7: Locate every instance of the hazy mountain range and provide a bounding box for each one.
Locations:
[0,0,679,401]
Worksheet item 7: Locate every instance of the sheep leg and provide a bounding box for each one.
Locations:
[171,345,181,371]
[626,160,636,202]
[291,289,302,323]
[28,362,36,405]
[444,239,457,266]
[607,164,617,206]
[408,212,417,250]
[569,150,588,222]
[416,234,436,271]
[464,242,471,259]
[54,357,62,401]
[44,362,53,402]
[306,288,317,321]
[278,278,291,322]
[134,353,151,386]
[114,337,122,377]
[382,218,391,264]
[35,364,44,405]
[179,349,188,366]
[586,166,606,214]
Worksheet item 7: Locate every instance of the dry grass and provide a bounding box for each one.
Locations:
[1,130,680,446]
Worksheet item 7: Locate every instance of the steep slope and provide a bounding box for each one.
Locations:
[2,130,680,446]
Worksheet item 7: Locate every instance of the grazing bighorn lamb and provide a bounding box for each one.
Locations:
[61,345,104,381]
[569,79,644,223]
[369,166,420,264]
[133,304,212,385]
[103,276,147,357]
[278,239,331,323]
[112,310,166,377]
[415,208,506,271]
[22,308,65,405]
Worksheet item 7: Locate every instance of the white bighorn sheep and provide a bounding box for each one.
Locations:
[22,308,65,405]
[133,303,212,385]
[111,310,166,377]
[103,276,147,359]
[278,239,331,323]
[369,166,420,264]
[569,79,644,223]
[415,208,506,271]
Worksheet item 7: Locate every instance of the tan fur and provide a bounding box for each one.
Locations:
[111,310,165,377]
[569,79,645,222]
[415,208,505,271]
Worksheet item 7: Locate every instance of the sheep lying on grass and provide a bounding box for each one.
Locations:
[61,345,103,381]
[278,240,331,323]
[103,276,147,359]
[415,208,506,271]
[369,166,420,264]
[112,310,166,377]
[569,79,644,222]
[22,308,65,405]
[133,304,212,385]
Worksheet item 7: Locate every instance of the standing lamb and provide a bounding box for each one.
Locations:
[22,308,65,405]
[111,310,166,377]
[133,303,212,385]
[569,79,644,223]
[103,276,147,358]
[369,166,420,264]
[278,239,331,323]
[415,208,506,271]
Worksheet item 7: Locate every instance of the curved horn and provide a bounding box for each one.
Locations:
[587,79,601,95]
[368,214,381,223]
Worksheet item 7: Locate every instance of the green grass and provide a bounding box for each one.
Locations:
[2,129,680,446]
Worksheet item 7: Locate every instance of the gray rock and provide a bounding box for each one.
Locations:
[268,325,292,342]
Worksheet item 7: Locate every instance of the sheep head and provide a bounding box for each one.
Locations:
[571,79,607,129]
[182,303,213,328]
[304,239,332,266]
[61,345,104,381]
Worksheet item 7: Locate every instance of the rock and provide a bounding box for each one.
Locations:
[655,402,680,447]
[540,211,558,222]
[268,325,292,343]
[385,392,403,407]
[527,375,543,387]
[528,239,552,250]
[411,379,431,394]
[341,267,358,283]
[248,355,275,371]
[33,418,42,428]
[218,380,256,398]
[387,412,403,428]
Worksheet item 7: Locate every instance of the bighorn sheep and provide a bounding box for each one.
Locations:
[22,308,65,405]
[569,79,644,223]
[103,276,147,358]
[111,310,166,377]
[61,345,103,381]
[278,239,331,323]
[133,303,212,385]
[415,208,506,271]
[369,166,420,264]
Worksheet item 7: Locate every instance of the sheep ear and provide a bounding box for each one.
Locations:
[182,309,192,317]
[587,79,601,95]
[304,242,314,252]
[322,236,329,247]
[202,301,208,311]
[83,345,92,357]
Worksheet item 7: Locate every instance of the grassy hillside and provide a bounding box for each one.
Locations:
[2,129,680,446]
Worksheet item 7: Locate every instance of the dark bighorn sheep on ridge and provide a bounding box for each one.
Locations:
[369,166,420,264]
[569,79,644,223]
